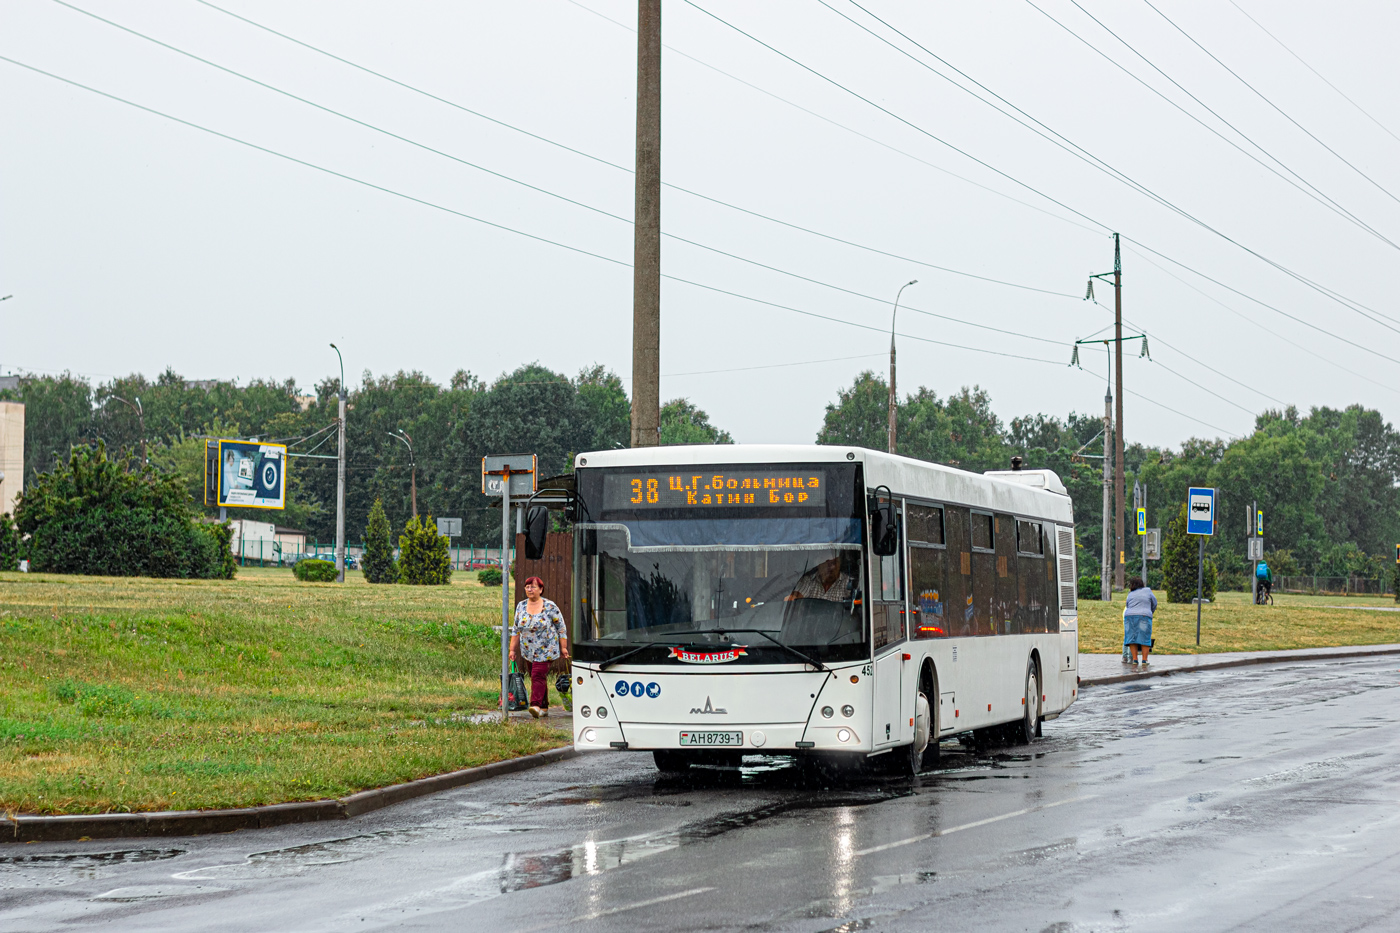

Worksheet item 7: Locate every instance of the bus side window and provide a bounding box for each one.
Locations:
[995,514,1019,635]
[970,511,996,637]
[871,507,905,650]
[910,545,946,638]
[943,506,972,637]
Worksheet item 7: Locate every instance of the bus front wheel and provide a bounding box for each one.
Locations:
[1012,659,1039,746]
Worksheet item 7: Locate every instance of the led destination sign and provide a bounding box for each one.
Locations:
[602,470,828,510]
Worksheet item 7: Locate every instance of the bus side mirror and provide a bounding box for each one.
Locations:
[524,507,549,559]
[871,505,899,556]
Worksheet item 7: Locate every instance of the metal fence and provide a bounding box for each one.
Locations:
[1276,575,1394,596]
[229,539,514,570]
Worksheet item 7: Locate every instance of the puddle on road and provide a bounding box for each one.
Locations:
[174,830,419,881]
[501,789,899,894]
[0,848,184,867]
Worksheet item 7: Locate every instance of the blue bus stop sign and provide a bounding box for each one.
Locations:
[1187,487,1216,536]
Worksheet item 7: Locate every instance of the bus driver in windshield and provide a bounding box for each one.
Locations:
[786,554,858,602]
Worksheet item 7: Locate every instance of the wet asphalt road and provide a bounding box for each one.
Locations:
[3,657,1399,933]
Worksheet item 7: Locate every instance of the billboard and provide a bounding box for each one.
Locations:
[217,440,286,509]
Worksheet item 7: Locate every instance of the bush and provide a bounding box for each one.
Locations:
[398,515,451,585]
[16,443,231,579]
[294,558,338,582]
[1077,574,1100,600]
[0,512,21,571]
[362,498,397,584]
[196,520,236,580]
[477,567,503,587]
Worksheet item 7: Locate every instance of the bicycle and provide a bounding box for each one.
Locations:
[1254,583,1274,606]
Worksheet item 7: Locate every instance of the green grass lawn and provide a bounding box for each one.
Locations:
[0,568,568,816]
[1078,589,1399,654]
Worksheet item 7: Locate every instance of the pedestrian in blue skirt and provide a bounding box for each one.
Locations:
[1123,575,1157,665]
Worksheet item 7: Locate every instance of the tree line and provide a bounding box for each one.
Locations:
[819,371,1400,587]
[2,364,730,547]
[6,366,1397,585]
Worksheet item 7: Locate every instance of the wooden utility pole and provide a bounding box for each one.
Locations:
[1112,233,1126,592]
[630,0,662,448]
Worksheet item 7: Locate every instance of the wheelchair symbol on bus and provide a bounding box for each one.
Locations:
[613,680,661,698]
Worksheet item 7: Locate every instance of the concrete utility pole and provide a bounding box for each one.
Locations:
[1112,233,1126,591]
[888,279,917,454]
[331,343,347,583]
[1102,382,1113,602]
[630,0,662,448]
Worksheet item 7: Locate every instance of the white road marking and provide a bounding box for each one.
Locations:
[854,794,1095,856]
[508,887,715,933]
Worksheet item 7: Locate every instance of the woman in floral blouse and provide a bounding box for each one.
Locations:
[509,576,569,717]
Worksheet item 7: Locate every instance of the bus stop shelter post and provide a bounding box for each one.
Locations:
[1196,535,1204,646]
[500,470,512,716]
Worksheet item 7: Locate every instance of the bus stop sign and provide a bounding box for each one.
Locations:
[482,454,537,498]
[1187,487,1216,535]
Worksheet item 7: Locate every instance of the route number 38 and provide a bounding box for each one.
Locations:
[630,478,660,504]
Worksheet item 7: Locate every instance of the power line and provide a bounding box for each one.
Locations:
[192,0,1394,357]
[0,55,1068,372]
[1226,0,1400,147]
[1021,0,1397,250]
[1123,243,1400,401]
[687,0,1400,339]
[1141,0,1400,208]
[191,0,1090,294]
[52,0,1074,351]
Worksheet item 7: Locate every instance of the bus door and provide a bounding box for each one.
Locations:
[870,500,907,748]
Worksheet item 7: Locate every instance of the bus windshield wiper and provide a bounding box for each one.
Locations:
[596,643,655,671]
[710,628,829,672]
[595,629,726,669]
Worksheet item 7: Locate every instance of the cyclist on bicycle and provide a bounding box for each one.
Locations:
[1255,560,1273,603]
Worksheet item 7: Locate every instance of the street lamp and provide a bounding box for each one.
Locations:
[387,429,417,519]
[888,279,918,454]
[106,394,145,465]
[330,343,347,583]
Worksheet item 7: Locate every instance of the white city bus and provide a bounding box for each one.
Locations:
[564,444,1079,775]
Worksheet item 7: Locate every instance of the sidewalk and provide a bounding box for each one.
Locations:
[1079,643,1400,687]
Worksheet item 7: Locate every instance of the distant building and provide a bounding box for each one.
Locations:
[295,394,316,411]
[0,401,23,512]
[184,379,221,392]
[0,375,19,392]
[227,519,309,564]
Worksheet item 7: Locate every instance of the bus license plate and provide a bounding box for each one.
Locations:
[679,731,743,747]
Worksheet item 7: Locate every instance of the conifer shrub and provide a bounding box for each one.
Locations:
[362,498,397,584]
[1162,503,1217,603]
[398,514,451,585]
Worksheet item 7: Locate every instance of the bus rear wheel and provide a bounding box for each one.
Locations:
[653,750,692,773]
[1011,659,1039,746]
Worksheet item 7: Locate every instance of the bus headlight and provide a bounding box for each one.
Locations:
[580,706,591,717]
[583,728,598,743]
[841,705,855,718]
[821,706,834,719]
[837,728,852,742]
[596,707,608,719]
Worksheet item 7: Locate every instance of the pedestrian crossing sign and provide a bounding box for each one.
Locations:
[1136,508,1146,535]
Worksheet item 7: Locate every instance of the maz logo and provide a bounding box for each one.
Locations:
[690,697,727,715]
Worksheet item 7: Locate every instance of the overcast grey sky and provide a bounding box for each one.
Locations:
[4,0,1399,448]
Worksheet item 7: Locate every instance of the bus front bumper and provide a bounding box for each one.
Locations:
[574,722,866,752]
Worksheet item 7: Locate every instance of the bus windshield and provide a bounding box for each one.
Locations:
[572,463,868,664]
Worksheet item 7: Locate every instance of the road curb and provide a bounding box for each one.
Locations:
[1079,644,1400,688]
[3,746,579,844]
